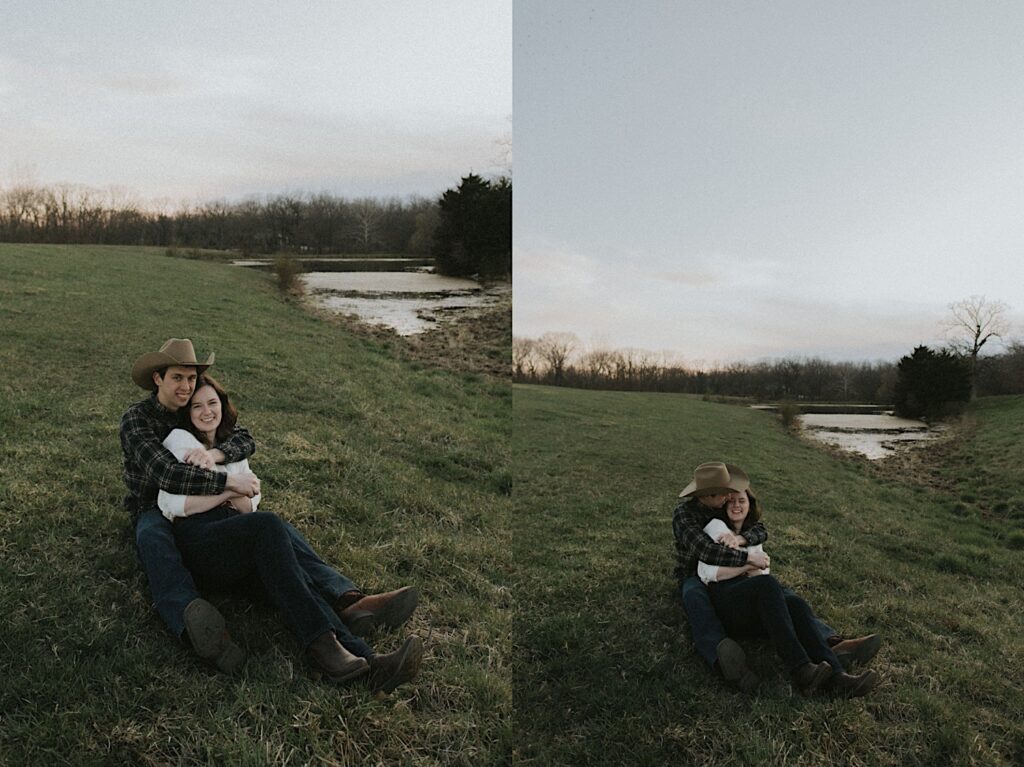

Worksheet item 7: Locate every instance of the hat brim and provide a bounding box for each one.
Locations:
[679,484,739,498]
[131,352,214,390]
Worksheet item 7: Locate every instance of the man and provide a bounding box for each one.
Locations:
[672,462,881,692]
[121,338,419,676]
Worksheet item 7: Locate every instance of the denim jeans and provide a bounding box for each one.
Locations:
[135,508,201,640]
[680,575,837,668]
[172,509,373,658]
[280,518,360,601]
[135,508,365,650]
[708,575,842,674]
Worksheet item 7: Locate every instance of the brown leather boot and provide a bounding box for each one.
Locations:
[831,634,882,670]
[307,631,369,683]
[183,598,245,675]
[829,669,879,697]
[366,636,424,695]
[337,586,419,636]
[792,661,832,695]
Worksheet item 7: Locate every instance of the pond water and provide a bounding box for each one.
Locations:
[232,257,507,335]
[303,271,509,335]
[797,412,946,460]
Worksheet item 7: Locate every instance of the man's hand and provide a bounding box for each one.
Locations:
[746,549,770,570]
[225,472,260,498]
[716,532,747,549]
[183,447,216,470]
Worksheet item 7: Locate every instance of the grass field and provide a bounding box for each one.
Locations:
[512,385,1024,767]
[0,243,511,766]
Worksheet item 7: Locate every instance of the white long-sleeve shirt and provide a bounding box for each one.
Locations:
[158,429,261,521]
[698,517,768,585]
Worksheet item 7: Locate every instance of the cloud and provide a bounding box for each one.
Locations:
[513,237,956,363]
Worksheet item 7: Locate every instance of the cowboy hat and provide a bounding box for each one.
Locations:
[131,338,215,390]
[678,462,750,498]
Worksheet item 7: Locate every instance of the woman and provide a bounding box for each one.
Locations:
[159,374,422,694]
[699,486,879,697]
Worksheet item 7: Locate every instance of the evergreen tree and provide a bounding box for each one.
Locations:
[893,345,972,419]
[432,174,511,278]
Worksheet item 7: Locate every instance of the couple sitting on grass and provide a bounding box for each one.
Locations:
[673,462,882,697]
[120,338,423,695]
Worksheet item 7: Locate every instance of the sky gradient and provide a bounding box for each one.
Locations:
[514,1,1024,364]
[1,1,511,204]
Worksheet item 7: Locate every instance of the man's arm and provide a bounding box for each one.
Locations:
[120,410,227,496]
[742,521,768,547]
[213,426,256,464]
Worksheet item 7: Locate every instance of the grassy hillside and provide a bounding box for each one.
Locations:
[512,385,1023,767]
[0,244,511,766]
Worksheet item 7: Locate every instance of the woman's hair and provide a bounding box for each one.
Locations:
[184,373,238,446]
[716,488,764,532]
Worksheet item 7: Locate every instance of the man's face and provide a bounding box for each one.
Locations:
[153,365,198,411]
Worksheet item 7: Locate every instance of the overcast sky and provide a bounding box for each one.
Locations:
[514,1,1024,364]
[0,1,511,204]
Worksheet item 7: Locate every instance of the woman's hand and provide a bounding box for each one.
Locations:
[183,447,216,470]
[716,532,747,549]
[225,495,254,514]
[746,549,770,569]
[226,471,261,498]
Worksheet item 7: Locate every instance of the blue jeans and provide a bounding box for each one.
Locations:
[135,509,363,642]
[171,509,373,657]
[280,518,359,601]
[708,575,842,673]
[680,575,836,667]
[135,508,200,640]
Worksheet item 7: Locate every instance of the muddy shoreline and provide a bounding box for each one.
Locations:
[303,288,511,379]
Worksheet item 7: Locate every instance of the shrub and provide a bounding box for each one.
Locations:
[274,256,303,294]
[778,402,801,430]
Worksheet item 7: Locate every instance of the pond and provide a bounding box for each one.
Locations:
[797,412,947,460]
[754,405,946,460]
[302,271,509,335]
[234,257,509,335]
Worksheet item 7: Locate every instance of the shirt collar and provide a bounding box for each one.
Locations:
[147,392,179,420]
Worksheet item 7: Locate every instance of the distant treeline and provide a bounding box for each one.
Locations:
[514,334,1024,401]
[0,181,439,255]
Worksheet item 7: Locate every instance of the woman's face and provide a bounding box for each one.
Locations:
[726,491,750,529]
[189,384,222,436]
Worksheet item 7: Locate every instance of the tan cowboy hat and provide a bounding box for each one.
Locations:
[131,338,215,390]
[679,462,750,498]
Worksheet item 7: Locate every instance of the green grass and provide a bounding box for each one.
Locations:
[512,385,1024,767]
[0,243,510,766]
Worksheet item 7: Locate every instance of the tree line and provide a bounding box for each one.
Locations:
[514,333,1024,403]
[1,181,438,255]
[514,334,898,401]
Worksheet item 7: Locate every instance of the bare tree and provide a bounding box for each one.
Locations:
[512,336,540,380]
[945,295,1011,397]
[349,198,383,251]
[536,332,578,383]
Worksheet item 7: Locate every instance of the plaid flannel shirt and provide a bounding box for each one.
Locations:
[671,496,768,581]
[119,393,256,522]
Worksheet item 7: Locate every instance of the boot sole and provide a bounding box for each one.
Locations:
[183,598,245,675]
[716,639,749,684]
